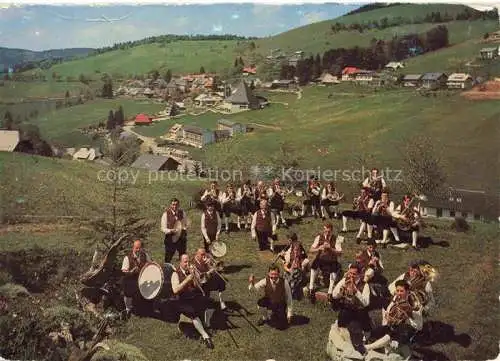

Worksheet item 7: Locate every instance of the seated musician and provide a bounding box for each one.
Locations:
[393,194,422,250]
[121,240,151,319]
[236,180,254,230]
[221,183,238,232]
[251,198,277,252]
[367,191,401,246]
[320,181,342,220]
[200,201,221,253]
[192,248,226,310]
[359,241,389,301]
[365,280,423,354]
[171,254,214,349]
[331,263,372,356]
[267,178,288,227]
[281,233,309,300]
[200,181,222,217]
[341,187,374,244]
[248,265,293,329]
[389,261,435,316]
[362,168,386,202]
[306,223,342,303]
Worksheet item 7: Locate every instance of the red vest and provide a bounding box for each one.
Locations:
[166,208,184,228]
[264,276,286,304]
[204,210,218,235]
[255,209,272,232]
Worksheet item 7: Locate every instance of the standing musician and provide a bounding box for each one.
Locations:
[192,248,227,310]
[253,180,268,211]
[307,223,342,303]
[331,263,372,356]
[362,168,386,201]
[341,187,374,244]
[171,254,214,349]
[389,261,436,316]
[393,194,422,250]
[200,201,221,253]
[280,233,309,300]
[251,199,277,252]
[121,240,151,318]
[365,280,423,353]
[248,265,293,329]
[302,176,321,218]
[367,191,401,246]
[267,178,288,227]
[236,180,254,230]
[321,182,342,220]
[161,198,188,263]
[220,183,239,232]
[200,181,222,217]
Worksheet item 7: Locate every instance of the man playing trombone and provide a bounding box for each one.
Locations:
[192,248,227,310]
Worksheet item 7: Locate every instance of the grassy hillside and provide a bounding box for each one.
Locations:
[0,80,91,102]
[0,152,498,361]
[43,3,498,78]
[132,86,500,193]
[0,47,94,67]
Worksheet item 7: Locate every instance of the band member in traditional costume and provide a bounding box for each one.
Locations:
[393,194,422,250]
[365,280,423,353]
[302,176,321,217]
[200,201,221,252]
[367,191,401,246]
[341,188,374,244]
[200,181,222,217]
[331,263,372,355]
[280,233,309,300]
[192,248,227,310]
[362,168,386,201]
[267,178,288,227]
[253,180,268,210]
[236,180,254,230]
[251,199,277,252]
[121,240,151,318]
[248,265,293,329]
[171,254,214,349]
[389,261,436,316]
[320,182,342,220]
[220,183,239,232]
[306,223,342,303]
[360,240,389,302]
[161,198,188,263]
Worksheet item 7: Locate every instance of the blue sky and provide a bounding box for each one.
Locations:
[0,4,360,51]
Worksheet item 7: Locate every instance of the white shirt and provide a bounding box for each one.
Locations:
[331,278,371,307]
[220,190,236,204]
[251,209,277,238]
[248,278,293,318]
[321,188,339,200]
[200,211,221,241]
[383,298,424,331]
[388,273,435,312]
[200,189,221,203]
[160,208,187,235]
[171,267,192,295]
[121,251,151,272]
[362,176,387,189]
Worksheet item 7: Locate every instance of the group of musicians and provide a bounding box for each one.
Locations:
[118,168,434,354]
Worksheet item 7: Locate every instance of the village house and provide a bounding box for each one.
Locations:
[194,93,223,108]
[164,124,184,141]
[422,188,498,222]
[224,81,260,112]
[384,62,405,71]
[0,130,20,152]
[182,125,215,148]
[242,66,257,75]
[402,74,422,87]
[271,79,297,89]
[131,154,181,172]
[421,72,448,90]
[485,30,500,42]
[341,67,360,81]
[217,119,247,136]
[354,70,377,83]
[135,113,152,125]
[214,129,231,142]
[316,72,340,85]
[72,147,103,161]
[480,46,499,60]
[446,73,474,90]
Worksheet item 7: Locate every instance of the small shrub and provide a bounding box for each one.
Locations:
[451,216,470,232]
[91,340,150,361]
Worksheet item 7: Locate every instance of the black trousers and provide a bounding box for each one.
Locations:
[257,297,287,328]
[173,295,213,319]
[121,274,139,297]
[256,230,276,251]
[164,232,187,263]
[202,273,226,293]
[202,232,217,252]
[369,324,416,344]
[338,307,372,350]
[342,210,370,221]
[367,215,396,229]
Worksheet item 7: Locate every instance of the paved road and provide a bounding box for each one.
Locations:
[122,124,161,153]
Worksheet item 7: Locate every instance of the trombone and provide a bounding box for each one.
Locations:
[205,253,230,284]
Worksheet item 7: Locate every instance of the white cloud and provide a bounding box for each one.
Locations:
[231,13,239,20]
[300,11,327,26]
[212,24,223,32]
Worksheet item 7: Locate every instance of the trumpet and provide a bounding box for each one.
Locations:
[188,264,206,296]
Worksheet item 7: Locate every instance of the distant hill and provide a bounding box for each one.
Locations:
[0,47,95,68]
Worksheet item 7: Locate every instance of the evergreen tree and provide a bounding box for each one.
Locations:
[164,69,172,83]
[199,66,205,74]
[115,106,125,126]
[2,111,14,130]
[106,110,115,130]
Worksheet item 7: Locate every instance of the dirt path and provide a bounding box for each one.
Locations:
[122,125,160,152]
[249,122,283,131]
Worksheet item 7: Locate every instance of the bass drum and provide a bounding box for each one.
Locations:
[138,262,164,300]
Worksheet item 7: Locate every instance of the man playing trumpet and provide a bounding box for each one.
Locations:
[192,248,227,311]
[200,181,222,217]
[248,265,293,329]
[364,280,423,356]
[278,233,309,300]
